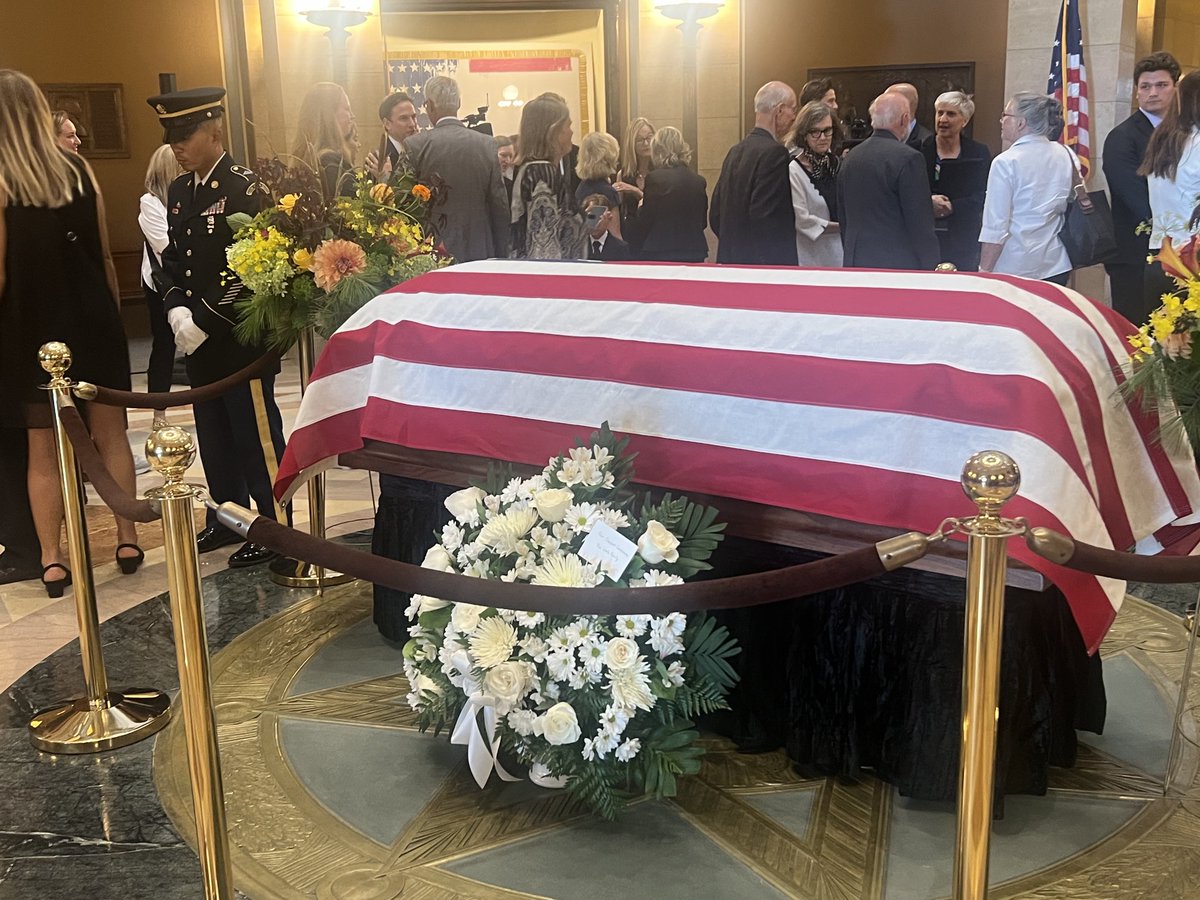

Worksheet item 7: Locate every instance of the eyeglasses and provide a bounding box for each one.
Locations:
[1000,112,1019,119]
[807,127,835,138]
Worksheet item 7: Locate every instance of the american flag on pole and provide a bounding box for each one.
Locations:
[276,261,1200,653]
[387,58,461,128]
[1047,0,1092,177]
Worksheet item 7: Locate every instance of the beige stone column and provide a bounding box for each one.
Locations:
[1003,0,1139,303]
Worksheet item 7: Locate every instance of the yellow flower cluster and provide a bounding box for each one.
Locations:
[1128,280,1200,362]
[226,226,296,297]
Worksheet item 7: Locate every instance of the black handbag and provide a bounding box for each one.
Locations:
[1058,150,1117,268]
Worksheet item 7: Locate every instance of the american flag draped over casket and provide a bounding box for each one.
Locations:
[275,260,1200,653]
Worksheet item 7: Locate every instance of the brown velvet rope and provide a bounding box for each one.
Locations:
[1026,529,1200,583]
[243,514,892,615]
[76,351,280,410]
[58,405,161,523]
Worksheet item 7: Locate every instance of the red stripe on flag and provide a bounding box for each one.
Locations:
[469,58,572,73]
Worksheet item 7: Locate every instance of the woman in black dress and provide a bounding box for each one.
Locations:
[0,69,143,595]
[624,127,709,262]
[920,90,992,271]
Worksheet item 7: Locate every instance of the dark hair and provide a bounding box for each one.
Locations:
[581,192,616,211]
[1134,52,1181,85]
[800,78,834,106]
[378,91,414,121]
[1140,70,1200,180]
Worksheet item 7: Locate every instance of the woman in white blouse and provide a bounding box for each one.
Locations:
[1141,71,1200,252]
[785,101,843,267]
[138,144,180,403]
[978,93,1075,283]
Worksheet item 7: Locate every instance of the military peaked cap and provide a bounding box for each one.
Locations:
[147,87,226,143]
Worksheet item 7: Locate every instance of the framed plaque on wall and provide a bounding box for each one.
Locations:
[808,62,975,141]
[41,83,130,159]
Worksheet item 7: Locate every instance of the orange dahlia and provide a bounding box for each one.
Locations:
[311,238,367,291]
[411,184,432,202]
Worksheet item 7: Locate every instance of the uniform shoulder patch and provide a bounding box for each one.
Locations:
[229,165,255,180]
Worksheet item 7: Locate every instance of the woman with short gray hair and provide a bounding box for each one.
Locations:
[921,91,991,270]
[978,92,1075,282]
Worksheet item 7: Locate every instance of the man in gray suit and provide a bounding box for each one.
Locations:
[404,75,510,261]
[837,92,940,270]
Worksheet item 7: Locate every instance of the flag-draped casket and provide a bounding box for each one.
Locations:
[276,260,1200,653]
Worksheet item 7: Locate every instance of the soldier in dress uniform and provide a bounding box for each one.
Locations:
[147,87,287,568]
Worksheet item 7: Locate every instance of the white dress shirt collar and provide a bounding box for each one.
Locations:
[1141,109,1164,129]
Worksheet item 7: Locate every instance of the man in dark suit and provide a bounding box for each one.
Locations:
[838,92,940,270]
[0,427,39,584]
[149,87,286,568]
[581,194,631,260]
[887,83,934,150]
[405,75,510,262]
[1103,51,1180,323]
[373,91,419,174]
[710,81,798,265]
[496,135,516,206]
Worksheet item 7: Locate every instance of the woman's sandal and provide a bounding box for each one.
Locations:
[116,543,145,575]
[41,563,72,599]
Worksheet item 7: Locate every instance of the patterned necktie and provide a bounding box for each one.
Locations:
[592,240,602,259]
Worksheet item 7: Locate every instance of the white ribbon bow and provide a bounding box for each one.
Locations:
[450,692,521,789]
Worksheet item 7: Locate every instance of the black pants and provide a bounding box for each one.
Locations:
[1145,258,1177,314]
[142,283,176,394]
[192,374,289,529]
[1044,271,1071,286]
[1106,262,1151,324]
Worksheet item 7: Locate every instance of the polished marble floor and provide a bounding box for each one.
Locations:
[6,344,1200,898]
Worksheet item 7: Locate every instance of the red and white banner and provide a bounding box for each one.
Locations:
[276,261,1200,652]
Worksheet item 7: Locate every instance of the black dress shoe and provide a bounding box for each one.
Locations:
[227,542,279,569]
[196,525,243,554]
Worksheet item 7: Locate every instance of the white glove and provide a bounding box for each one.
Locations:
[167,307,209,354]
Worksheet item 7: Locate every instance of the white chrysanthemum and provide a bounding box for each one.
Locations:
[478,506,538,554]
[567,667,589,689]
[500,477,524,503]
[599,704,630,736]
[641,569,685,587]
[564,503,601,533]
[614,614,651,637]
[532,553,589,587]
[609,663,655,711]
[648,612,687,657]
[514,609,545,628]
[519,634,548,662]
[507,708,538,736]
[469,616,518,668]
[592,730,618,758]
[615,738,642,762]
[599,508,631,530]
[665,660,686,687]
[579,636,607,674]
[545,650,573,681]
[441,522,464,552]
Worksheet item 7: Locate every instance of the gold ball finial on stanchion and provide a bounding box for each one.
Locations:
[961,450,1020,519]
[935,262,959,272]
[38,341,73,384]
[146,425,197,486]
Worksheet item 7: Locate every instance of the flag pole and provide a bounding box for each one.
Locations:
[1060,0,1069,136]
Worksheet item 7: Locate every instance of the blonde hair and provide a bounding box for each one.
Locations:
[516,94,570,164]
[0,69,82,207]
[144,144,180,206]
[620,116,654,178]
[650,126,691,168]
[291,82,351,169]
[576,131,619,180]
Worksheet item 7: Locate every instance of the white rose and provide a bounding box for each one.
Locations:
[604,637,641,670]
[539,702,582,746]
[444,486,485,523]
[637,520,680,564]
[534,488,574,523]
[483,662,528,712]
[421,545,454,572]
[450,603,485,633]
[415,594,450,614]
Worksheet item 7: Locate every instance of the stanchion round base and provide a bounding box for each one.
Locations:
[268,555,354,588]
[29,689,172,754]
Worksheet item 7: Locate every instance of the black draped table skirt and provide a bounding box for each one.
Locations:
[372,475,1106,806]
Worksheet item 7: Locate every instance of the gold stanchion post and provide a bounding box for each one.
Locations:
[952,450,1024,900]
[27,342,171,754]
[270,325,350,590]
[145,425,234,899]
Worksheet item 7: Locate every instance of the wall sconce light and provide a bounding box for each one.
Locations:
[300,0,373,87]
[654,0,724,169]
[497,84,525,108]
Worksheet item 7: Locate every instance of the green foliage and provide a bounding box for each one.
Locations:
[631,720,705,799]
[638,494,726,579]
[565,756,623,820]
[1121,350,1200,456]
[683,614,741,692]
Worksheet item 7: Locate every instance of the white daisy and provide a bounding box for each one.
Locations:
[564,502,601,533]
[615,738,642,762]
[614,614,651,638]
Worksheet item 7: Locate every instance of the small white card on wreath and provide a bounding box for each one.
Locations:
[578,521,638,580]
